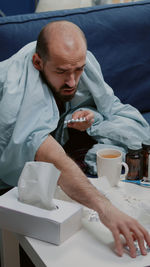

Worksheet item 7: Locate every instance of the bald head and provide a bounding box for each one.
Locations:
[36,20,87,61]
[33,20,87,103]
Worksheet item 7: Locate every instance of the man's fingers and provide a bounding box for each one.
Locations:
[121,227,138,258]
[67,118,93,131]
[137,223,150,247]
[111,228,124,257]
[113,225,138,258]
[123,232,136,247]
[136,232,147,255]
[67,121,89,131]
[121,222,149,257]
[130,224,150,255]
[72,110,94,122]
[111,223,146,258]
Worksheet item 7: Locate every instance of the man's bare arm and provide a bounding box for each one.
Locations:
[35,135,150,258]
[35,135,108,209]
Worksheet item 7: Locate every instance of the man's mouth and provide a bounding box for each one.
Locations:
[62,87,76,95]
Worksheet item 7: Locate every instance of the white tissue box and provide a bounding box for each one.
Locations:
[0,188,82,245]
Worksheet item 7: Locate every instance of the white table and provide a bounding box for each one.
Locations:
[1,179,150,267]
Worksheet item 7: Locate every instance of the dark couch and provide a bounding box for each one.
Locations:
[0,0,150,123]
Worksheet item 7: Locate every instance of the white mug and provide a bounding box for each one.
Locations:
[96,148,128,187]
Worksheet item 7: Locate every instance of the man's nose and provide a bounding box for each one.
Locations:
[65,73,76,88]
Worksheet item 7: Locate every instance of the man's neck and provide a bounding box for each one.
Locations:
[54,96,66,115]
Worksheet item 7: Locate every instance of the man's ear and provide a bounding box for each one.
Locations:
[32,53,43,71]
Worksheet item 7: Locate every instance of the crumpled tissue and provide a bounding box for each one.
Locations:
[18,161,60,210]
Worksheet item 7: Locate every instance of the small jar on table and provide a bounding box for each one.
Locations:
[142,143,150,181]
[125,147,143,180]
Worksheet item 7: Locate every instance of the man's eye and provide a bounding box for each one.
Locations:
[56,71,65,74]
[76,67,84,72]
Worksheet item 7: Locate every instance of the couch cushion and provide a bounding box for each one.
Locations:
[143,112,150,125]
[0,0,150,113]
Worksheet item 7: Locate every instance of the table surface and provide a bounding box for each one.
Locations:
[17,179,150,267]
[1,179,150,267]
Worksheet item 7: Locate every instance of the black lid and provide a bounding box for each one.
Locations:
[127,147,142,153]
[142,143,150,149]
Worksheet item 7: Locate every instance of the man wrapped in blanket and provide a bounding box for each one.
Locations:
[0,21,150,258]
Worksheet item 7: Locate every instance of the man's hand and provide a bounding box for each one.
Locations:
[97,201,150,258]
[67,109,94,131]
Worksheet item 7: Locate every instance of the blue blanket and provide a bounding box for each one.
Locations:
[0,42,149,185]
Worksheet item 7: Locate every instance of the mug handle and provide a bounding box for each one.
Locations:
[120,162,129,179]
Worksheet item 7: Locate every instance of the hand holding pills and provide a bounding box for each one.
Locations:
[64,117,86,124]
[65,110,94,131]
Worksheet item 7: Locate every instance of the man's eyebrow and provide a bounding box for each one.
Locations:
[77,64,86,69]
[56,64,86,72]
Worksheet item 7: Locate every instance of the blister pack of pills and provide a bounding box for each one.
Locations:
[64,117,86,124]
[124,241,150,256]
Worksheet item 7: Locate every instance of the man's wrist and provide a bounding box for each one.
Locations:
[93,194,112,221]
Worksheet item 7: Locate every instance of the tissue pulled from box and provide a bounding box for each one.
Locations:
[18,161,60,210]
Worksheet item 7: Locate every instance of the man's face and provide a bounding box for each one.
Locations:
[40,48,86,102]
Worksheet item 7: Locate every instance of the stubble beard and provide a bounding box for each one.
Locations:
[40,71,77,102]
